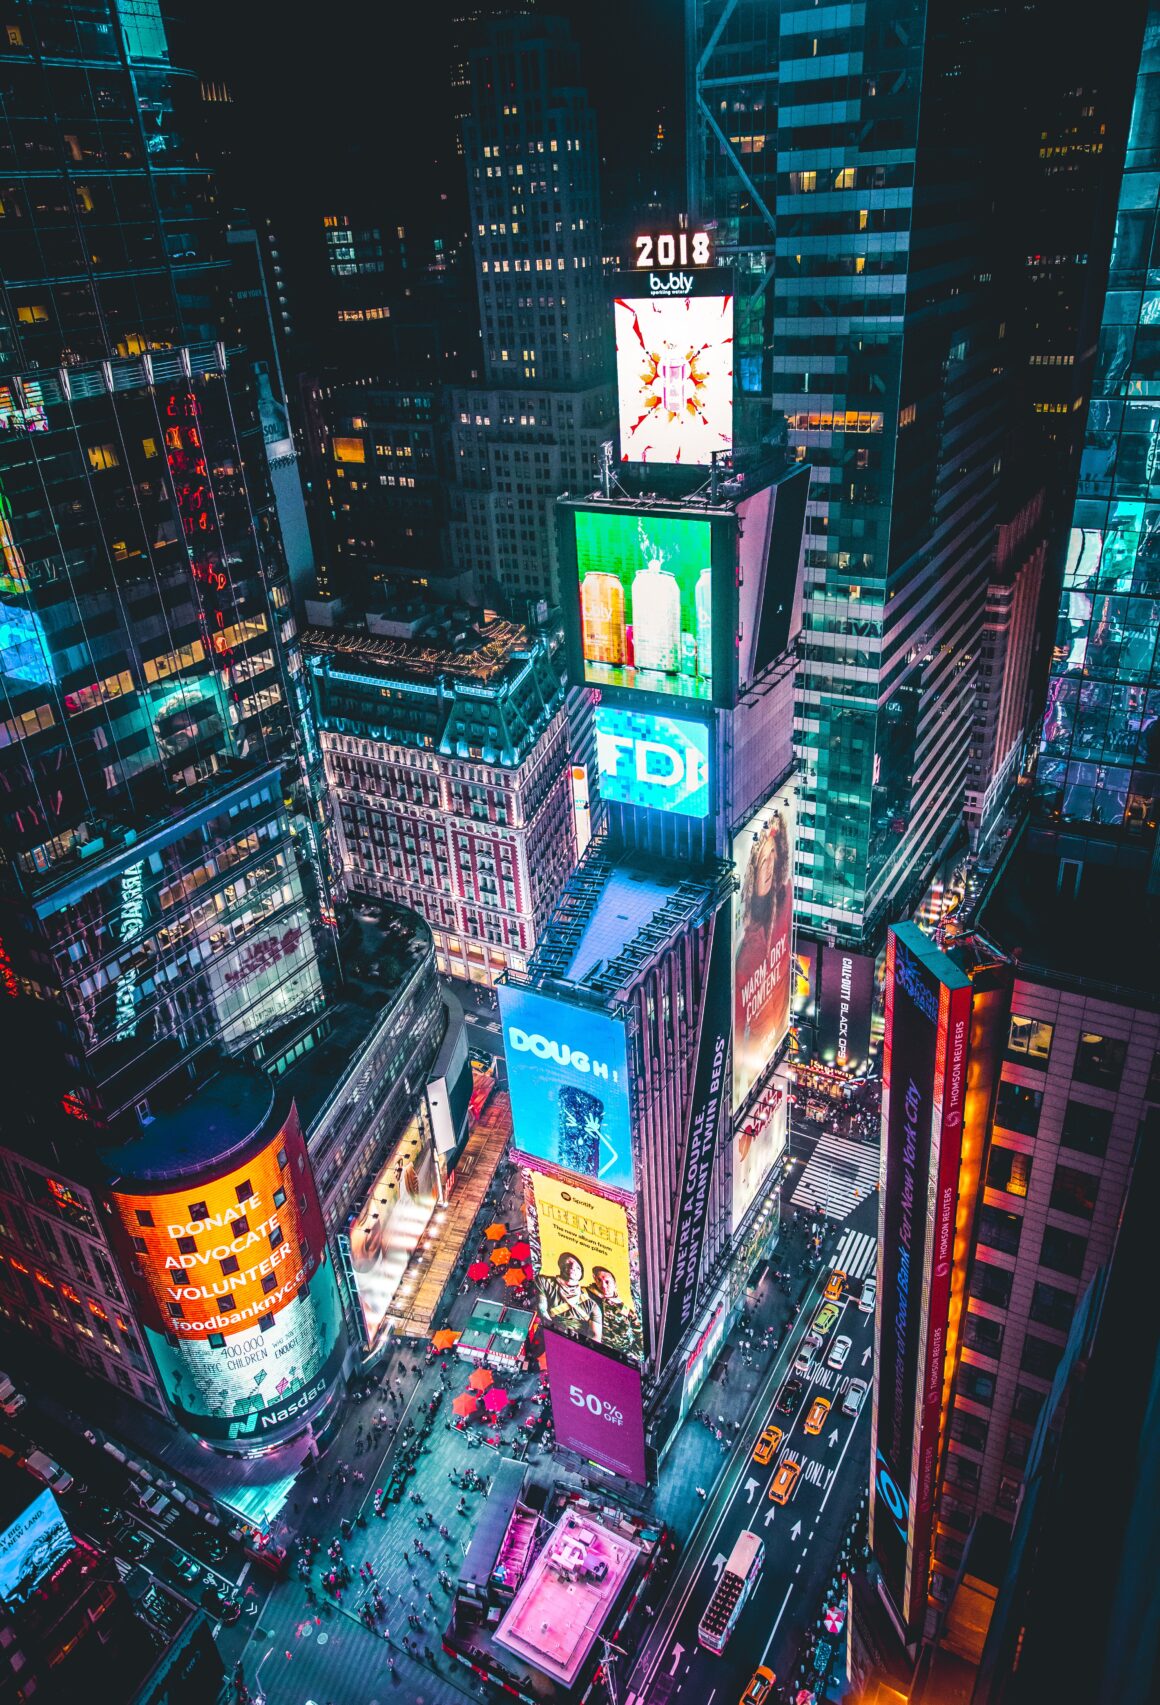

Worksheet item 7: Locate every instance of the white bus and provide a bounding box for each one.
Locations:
[697,1530,764,1654]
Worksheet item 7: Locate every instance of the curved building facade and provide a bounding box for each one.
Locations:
[103,1069,346,1452]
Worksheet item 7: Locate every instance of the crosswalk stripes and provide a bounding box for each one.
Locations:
[791,1131,880,1222]
[829,1227,878,1283]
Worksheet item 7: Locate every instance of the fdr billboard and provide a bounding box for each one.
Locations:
[543,1328,648,1485]
[872,924,972,1635]
[594,703,710,820]
[109,1103,346,1444]
[732,791,795,1112]
[498,983,634,1194]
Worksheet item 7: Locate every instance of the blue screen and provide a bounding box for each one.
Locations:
[497,985,634,1193]
[594,705,710,819]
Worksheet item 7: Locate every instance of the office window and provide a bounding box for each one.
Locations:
[1020,1333,1063,1381]
[1011,1385,1043,1425]
[950,1409,989,1450]
[957,1366,995,1406]
[1073,1032,1126,1091]
[1040,1225,1086,1278]
[987,1146,1032,1198]
[1007,1014,1053,1067]
[978,1205,1023,1255]
[963,1312,1004,1357]
[1029,1280,1076,1332]
[86,443,120,471]
[1060,1099,1111,1157]
[994,1077,1043,1136]
[1050,1163,1098,1220]
[971,1261,1013,1308]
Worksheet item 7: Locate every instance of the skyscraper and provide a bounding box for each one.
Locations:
[687,1,1145,955]
[0,0,345,1445]
[448,14,615,609]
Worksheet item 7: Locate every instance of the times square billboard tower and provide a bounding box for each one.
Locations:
[498,226,811,1479]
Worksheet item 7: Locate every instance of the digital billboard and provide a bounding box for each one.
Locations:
[816,946,876,1077]
[575,509,714,702]
[732,791,795,1111]
[0,1487,73,1608]
[659,906,732,1365]
[543,1328,647,1485]
[594,704,710,820]
[731,1072,787,1233]
[527,1171,642,1361]
[109,1103,346,1443]
[614,287,733,466]
[499,983,634,1193]
[872,924,972,1634]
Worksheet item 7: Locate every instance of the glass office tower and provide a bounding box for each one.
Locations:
[1036,7,1160,843]
[687,1,1144,951]
[0,1,332,1129]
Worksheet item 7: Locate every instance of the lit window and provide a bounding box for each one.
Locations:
[87,443,120,471]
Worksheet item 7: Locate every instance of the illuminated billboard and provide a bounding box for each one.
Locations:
[498,983,634,1193]
[816,947,876,1077]
[109,1103,346,1444]
[345,1115,438,1348]
[872,924,972,1634]
[614,287,733,466]
[575,509,713,701]
[0,1487,73,1608]
[658,907,732,1364]
[527,1170,642,1362]
[732,790,795,1111]
[731,1072,787,1233]
[594,704,710,820]
[543,1328,647,1485]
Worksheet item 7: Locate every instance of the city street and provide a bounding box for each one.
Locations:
[625,1196,879,1705]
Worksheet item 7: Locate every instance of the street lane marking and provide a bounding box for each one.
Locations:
[758,1583,795,1667]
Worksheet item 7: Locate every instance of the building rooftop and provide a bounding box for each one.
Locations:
[100,1065,275,1188]
[975,824,1160,1007]
[303,615,531,687]
[493,1508,640,1687]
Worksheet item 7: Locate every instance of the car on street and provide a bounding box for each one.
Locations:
[777,1376,806,1416]
[201,1583,241,1624]
[842,1378,869,1418]
[768,1458,802,1505]
[859,1277,877,1314]
[827,1334,853,1371]
[803,1396,831,1436]
[792,1344,818,1379]
[122,1529,154,1561]
[812,1301,842,1337]
[752,1425,784,1466]
[21,1449,73,1494]
[740,1665,777,1705]
[172,1553,201,1585]
[824,1269,846,1302]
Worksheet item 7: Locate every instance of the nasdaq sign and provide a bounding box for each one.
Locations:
[594,705,710,820]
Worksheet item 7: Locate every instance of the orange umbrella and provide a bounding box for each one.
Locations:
[537,1353,548,1371]
[484,1223,507,1241]
[452,1392,479,1417]
[503,1267,525,1288]
[431,1328,460,1351]
[490,1246,510,1266]
[468,1367,493,1392]
[483,1387,509,1413]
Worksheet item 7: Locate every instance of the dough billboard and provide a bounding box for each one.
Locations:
[732,791,795,1110]
[108,1104,346,1443]
[526,1170,643,1362]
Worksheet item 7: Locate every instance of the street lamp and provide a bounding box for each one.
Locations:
[252,1648,275,1705]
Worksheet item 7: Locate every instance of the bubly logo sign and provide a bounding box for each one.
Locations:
[594,705,710,820]
[508,1027,617,1082]
[648,271,695,296]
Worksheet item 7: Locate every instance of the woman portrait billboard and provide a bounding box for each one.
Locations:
[732,794,795,1111]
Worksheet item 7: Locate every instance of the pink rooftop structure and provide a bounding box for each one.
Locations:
[493,1509,641,1687]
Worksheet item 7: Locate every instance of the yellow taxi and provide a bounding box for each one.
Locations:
[803,1395,831,1436]
[752,1424,784,1466]
[740,1665,777,1705]
[824,1269,846,1302]
[768,1457,802,1505]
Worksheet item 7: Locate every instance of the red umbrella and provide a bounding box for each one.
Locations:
[467,1261,489,1282]
[452,1392,479,1417]
[483,1387,509,1413]
[522,1263,535,1281]
[468,1367,493,1392]
[509,1240,531,1261]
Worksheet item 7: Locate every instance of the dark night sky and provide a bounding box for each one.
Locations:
[189,0,684,235]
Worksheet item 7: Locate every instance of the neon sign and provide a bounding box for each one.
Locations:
[114,860,145,1041]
